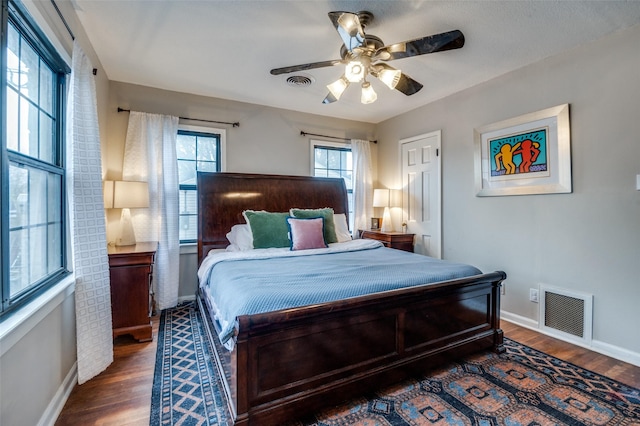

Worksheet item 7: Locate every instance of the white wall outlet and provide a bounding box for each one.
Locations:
[529,288,539,303]
[636,174,640,190]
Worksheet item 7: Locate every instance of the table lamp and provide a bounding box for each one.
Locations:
[373,188,392,232]
[104,180,149,246]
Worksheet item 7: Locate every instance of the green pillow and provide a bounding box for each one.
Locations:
[243,210,291,249]
[290,208,338,244]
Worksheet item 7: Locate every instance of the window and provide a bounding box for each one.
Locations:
[311,141,354,230]
[1,0,70,316]
[176,127,224,243]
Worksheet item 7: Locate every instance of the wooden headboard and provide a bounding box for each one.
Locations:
[197,172,349,264]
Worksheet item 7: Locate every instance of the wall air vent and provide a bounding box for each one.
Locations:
[540,285,593,345]
[286,74,315,87]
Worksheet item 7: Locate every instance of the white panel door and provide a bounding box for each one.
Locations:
[400,131,442,258]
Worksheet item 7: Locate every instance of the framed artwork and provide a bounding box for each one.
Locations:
[474,103,571,196]
[370,217,380,230]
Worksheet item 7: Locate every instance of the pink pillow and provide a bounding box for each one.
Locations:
[286,217,327,251]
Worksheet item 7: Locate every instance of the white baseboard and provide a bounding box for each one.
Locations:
[501,310,539,330]
[178,294,196,304]
[38,361,77,426]
[501,309,640,368]
[591,339,640,368]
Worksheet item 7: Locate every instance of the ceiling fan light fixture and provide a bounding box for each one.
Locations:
[271,11,466,106]
[337,13,358,31]
[378,67,402,90]
[345,60,366,83]
[360,81,377,104]
[326,75,350,100]
[337,13,364,42]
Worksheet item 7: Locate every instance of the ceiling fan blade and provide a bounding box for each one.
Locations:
[270,59,343,75]
[322,92,338,104]
[375,29,465,61]
[328,11,366,52]
[394,73,424,96]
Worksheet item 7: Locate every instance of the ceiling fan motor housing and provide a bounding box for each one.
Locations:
[340,34,384,59]
[356,11,374,28]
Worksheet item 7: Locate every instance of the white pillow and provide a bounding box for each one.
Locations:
[334,213,352,243]
[225,224,254,251]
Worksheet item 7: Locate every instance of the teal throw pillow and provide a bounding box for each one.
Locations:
[243,210,291,249]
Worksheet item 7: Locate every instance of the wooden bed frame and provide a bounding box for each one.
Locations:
[197,172,506,426]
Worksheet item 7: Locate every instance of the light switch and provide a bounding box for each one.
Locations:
[637,174,640,190]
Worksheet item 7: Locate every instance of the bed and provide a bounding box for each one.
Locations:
[196,172,506,426]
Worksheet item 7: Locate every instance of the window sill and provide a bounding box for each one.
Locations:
[180,243,197,255]
[0,274,75,357]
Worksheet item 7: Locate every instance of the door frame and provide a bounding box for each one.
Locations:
[399,131,442,258]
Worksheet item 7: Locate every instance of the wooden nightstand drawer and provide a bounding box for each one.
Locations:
[359,230,415,252]
[107,241,157,342]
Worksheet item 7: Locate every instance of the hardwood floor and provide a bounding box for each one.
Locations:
[55,317,159,426]
[54,318,640,425]
[501,321,640,388]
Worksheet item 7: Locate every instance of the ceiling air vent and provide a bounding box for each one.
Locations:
[286,74,314,87]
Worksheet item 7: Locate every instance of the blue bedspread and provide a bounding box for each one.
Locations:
[198,240,482,348]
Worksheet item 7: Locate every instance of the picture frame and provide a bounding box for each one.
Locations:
[370,217,380,230]
[474,103,571,196]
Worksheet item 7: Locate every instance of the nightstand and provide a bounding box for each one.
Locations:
[107,241,157,342]
[360,230,415,252]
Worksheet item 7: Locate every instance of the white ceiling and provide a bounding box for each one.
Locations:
[71,0,640,124]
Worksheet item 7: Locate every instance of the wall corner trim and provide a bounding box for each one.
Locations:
[37,362,78,426]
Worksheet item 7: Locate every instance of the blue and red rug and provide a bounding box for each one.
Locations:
[150,302,640,426]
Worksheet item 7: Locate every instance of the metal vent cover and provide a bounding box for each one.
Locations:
[286,74,314,87]
[544,292,584,337]
[540,285,593,344]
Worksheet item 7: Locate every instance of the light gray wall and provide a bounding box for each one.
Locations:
[105,82,377,297]
[105,82,376,179]
[375,24,640,356]
[1,291,76,426]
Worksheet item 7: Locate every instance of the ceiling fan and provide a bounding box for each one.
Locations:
[270,11,465,105]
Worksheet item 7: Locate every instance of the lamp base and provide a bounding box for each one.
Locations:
[116,208,137,246]
[380,207,393,232]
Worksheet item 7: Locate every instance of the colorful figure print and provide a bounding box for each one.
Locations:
[495,142,521,175]
[490,128,548,177]
[512,139,541,173]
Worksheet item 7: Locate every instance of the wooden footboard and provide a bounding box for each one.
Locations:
[199,270,506,426]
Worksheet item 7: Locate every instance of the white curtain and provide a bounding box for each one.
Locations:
[351,139,373,237]
[67,41,113,384]
[122,111,180,310]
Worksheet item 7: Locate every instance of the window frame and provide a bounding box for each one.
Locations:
[1,0,70,317]
[176,124,226,245]
[310,139,354,231]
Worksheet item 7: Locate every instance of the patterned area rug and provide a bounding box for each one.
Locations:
[150,303,640,426]
[150,302,229,425]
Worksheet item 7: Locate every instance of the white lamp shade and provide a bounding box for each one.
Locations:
[103,181,114,208]
[326,76,350,100]
[373,188,390,208]
[360,81,377,104]
[390,189,402,208]
[378,67,401,90]
[102,180,149,246]
[106,180,150,209]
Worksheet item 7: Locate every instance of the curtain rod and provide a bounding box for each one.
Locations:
[117,108,240,127]
[300,131,377,144]
[50,0,75,41]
